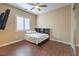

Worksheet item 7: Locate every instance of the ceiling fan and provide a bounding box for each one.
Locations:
[28,3,47,11]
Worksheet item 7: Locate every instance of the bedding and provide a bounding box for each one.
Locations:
[26,31,36,34]
[24,32,49,44]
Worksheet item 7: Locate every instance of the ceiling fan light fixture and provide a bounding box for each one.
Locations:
[28,3,47,11]
[35,6,39,8]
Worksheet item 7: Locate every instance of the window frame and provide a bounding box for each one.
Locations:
[15,15,30,32]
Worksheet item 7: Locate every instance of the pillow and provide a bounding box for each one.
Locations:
[26,31,36,34]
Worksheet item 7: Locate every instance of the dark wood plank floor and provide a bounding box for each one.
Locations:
[76,47,79,56]
[0,40,73,56]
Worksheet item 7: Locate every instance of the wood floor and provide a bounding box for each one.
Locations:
[0,40,73,56]
[76,47,79,56]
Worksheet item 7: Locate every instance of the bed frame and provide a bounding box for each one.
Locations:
[35,28,50,46]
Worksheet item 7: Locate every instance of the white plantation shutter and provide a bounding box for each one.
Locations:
[25,18,30,30]
[16,15,30,31]
[16,16,24,31]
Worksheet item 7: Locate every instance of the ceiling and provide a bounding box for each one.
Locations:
[8,3,70,15]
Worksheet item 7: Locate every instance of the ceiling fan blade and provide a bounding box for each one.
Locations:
[27,3,34,5]
[38,8,41,11]
[39,5,47,7]
[31,7,35,10]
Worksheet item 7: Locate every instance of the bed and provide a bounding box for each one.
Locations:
[24,28,50,45]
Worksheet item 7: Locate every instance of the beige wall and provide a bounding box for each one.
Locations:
[76,4,79,45]
[0,4,37,45]
[37,5,71,43]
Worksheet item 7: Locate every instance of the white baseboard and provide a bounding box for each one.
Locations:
[51,39,79,48]
[76,44,79,47]
[1,38,71,47]
[0,37,79,48]
[51,39,71,45]
[0,39,24,47]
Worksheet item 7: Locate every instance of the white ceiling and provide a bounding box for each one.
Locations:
[8,3,70,15]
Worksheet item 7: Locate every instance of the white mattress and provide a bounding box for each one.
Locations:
[24,33,49,44]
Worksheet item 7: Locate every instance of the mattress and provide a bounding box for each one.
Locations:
[24,33,49,44]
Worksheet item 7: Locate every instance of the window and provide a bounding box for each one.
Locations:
[16,15,30,31]
[25,18,30,30]
[16,16,24,31]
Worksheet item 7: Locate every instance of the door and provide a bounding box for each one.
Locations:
[71,3,76,55]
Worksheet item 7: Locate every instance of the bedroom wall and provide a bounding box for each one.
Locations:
[37,5,71,44]
[0,4,37,45]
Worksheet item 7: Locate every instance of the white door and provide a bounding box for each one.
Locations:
[71,3,76,55]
